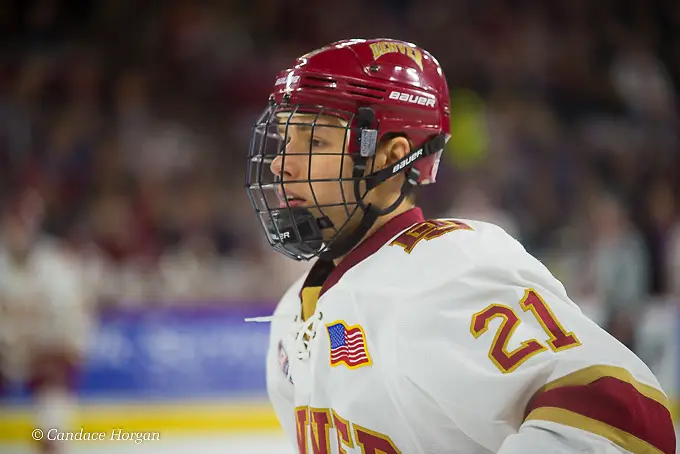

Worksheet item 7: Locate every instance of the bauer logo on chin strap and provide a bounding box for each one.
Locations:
[392,148,423,174]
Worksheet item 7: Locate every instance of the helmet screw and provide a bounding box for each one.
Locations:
[282,93,291,104]
[369,64,380,73]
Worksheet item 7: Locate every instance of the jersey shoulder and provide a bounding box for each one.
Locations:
[389,217,524,256]
[359,217,535,294]
[347,217,544,329]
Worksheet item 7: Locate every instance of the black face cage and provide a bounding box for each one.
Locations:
[245,100,445,262]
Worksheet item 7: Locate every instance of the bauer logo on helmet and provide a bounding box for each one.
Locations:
[388,90,436,108]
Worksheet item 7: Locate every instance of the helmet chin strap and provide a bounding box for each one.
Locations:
[318,154,421,262]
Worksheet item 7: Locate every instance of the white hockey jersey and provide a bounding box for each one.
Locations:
[0,238,92,379]
[265,208,675,454]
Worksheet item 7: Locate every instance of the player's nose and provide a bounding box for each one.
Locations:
[269,153,282,177]
[269,153,290,179]
[270,142,302,180]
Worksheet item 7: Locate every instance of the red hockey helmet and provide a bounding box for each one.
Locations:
[246,38,451,261]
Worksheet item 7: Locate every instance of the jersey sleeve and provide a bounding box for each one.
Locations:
[387,228,675,454]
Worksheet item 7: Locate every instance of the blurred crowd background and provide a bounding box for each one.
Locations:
[0,2,679,452]
[0,0,679,343]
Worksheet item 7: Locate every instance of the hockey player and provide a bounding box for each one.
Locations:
[245,38,675,453]
[0,194,93,454]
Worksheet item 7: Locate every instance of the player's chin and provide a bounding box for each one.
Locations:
[330,209,364,234]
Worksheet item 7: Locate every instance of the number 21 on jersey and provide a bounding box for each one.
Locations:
[470,288,581,373]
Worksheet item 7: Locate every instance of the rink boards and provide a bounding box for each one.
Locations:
[0,301,678,442]
[0,400,280,442]
[0,304,279,442]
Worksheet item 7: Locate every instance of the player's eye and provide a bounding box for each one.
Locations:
[310,138,324,148]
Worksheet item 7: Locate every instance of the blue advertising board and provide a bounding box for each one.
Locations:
[2,303,276,402]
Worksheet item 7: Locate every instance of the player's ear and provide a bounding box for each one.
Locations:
[372,135,410,172]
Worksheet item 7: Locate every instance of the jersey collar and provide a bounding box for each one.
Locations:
[320,207,424,296]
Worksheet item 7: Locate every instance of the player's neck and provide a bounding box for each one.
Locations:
[332,201,415,266]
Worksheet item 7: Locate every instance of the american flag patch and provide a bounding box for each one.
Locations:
[326,321,372,369]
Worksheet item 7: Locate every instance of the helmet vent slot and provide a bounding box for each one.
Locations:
[346,82,385,100]
[348,82,386,92]
[300,75,337,90]
[347,91,383,100]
